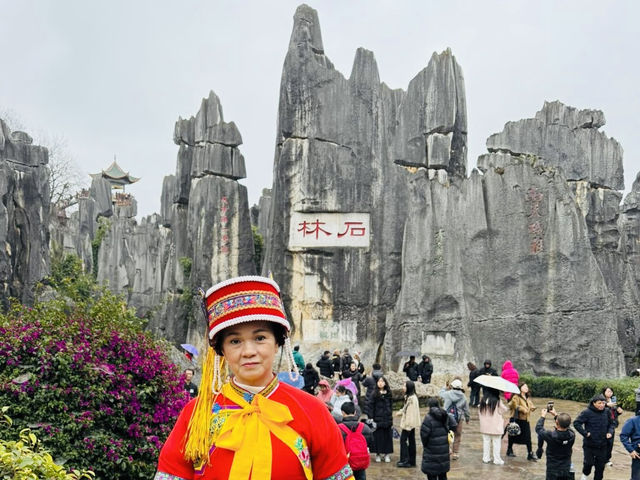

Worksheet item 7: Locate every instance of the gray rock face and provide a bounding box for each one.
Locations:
[0,119,50,307]
[390,155,625,377]
[389,99,638,376]
[263,5,465,352]
[487,101,624,189]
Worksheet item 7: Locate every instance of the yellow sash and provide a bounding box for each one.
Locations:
[215,382,313,480]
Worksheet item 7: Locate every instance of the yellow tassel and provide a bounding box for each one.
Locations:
[184,346,225,464]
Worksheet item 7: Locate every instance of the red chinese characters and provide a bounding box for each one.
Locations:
[296,220,367,239]
[526,187,544,254]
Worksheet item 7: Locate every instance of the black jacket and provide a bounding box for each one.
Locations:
[420,407,451,475]
[341,353,353,372]
[371,391,393,428]
[184,382,198,398]
[403,360,419,381]
[362,369,383,417]
[331,355,342,374]
[478,361,498,376]
[467,368,481,390]
[302,365,320,393]
[417,360,433,383]
[316,355,334,378]
[573,404,614,447]
[535,417,575,473]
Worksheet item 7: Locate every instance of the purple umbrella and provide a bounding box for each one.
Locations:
[336,378,358,404]
[180,344,199,357]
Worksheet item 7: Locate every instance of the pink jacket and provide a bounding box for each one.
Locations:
[478,401,508,435]
[500,360,519,400]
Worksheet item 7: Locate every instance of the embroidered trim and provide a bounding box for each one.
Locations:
[294,436,311,469]
[154,472,188,480]
[207,291,283,319]
[229,374,279,399]
[321,464,354,480]
[208,315,290,339]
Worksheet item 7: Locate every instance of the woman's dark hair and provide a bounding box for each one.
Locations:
[374,376,390,397]
[335,385,347,394]
[601,386,614,397]
[467,362,476,370]
[305,363,313,370]
[405,380,416,398]
[479,387,500,415]
[211,322,287,355]
[345,389,354,401]
[427,397,440,409]
[518,381,530,399]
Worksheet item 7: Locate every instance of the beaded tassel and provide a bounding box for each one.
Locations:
[284,337,300,381]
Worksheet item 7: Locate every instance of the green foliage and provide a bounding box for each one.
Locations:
[252,225,263,274]
[47,254,95,302]
[0,408,94,480]
[178,257,194,319]
[520,374,639,411]
[178,257,192,279]
[91,218,111,279]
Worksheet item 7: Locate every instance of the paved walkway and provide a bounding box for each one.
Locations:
[365,397,632,479]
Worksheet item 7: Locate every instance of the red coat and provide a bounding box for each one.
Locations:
[157,379,353,480]
[500,360,519,401]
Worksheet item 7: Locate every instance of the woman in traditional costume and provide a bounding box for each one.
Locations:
[155,276,354,480]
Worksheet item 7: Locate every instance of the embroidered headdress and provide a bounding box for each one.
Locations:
[203,276,290,339]
[184,275,298,465]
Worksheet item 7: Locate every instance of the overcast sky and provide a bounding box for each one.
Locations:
[1,1,638,218]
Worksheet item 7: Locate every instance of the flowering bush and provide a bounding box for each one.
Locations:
[0,293,189,479]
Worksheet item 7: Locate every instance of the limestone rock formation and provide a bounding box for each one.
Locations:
[487,101,624,189]
[0,119,50,307]
[389,101,632,377]
[90,92,256,345]
[263,4,466,354]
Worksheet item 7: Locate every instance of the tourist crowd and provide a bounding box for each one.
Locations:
[173,322,640,480]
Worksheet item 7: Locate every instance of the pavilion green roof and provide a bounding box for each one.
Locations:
[90,161,139,185]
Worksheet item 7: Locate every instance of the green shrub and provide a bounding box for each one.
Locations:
[0,407,94,480]
[520,374,639,411]
[47,254,96,302]
[252,225,263,274]
[91,218,111,279]
[178,257,192,279]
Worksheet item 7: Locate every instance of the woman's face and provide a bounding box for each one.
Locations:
[604,388,613,399]
[520,384,529,394]
[377,377,386,389]
[220,321,279,387]
[350,363,356,371]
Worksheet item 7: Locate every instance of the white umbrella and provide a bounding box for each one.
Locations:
[473,374,520,394]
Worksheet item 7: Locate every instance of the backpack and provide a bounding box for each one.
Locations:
[447,401,460,421]
[338,423,370,471]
